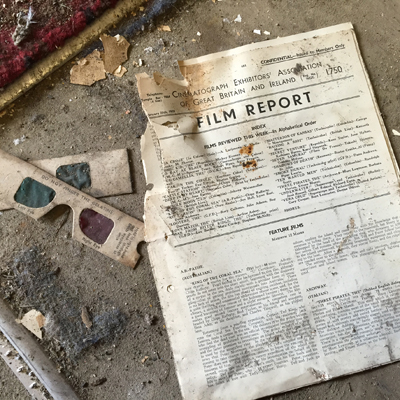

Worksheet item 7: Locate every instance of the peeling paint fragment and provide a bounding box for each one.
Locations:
[100,34,130,74]
[70,50,106,86]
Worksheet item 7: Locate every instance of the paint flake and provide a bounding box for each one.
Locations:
[70,50,106,86]
[158,25,171,32]
[17,310,46,339]
[100,34,130,74]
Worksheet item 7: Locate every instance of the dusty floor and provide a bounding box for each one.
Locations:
[1,0,400,399]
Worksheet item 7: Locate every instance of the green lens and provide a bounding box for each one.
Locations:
[14,177,56,208]
[56,162,91,190]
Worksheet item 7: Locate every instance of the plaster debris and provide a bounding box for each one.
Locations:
[197,32,201,36]
[253,29,261,35]
[13,135,26,146]
[158,25,171,32]
[12,6,35,46]
[144,313,155,326]
[17,310,46,339]
[70,50,106,86]
[9,247,128,357]
[144,46,153,53]
[392,129,400,136]
[100,34,130,74]
[81,307,92,329]
[113,65,127,78]
[234,14,242,23]
[264,30,271,35]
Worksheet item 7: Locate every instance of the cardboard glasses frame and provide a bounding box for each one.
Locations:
[0,149,144,268]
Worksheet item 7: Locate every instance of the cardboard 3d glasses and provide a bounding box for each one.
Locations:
[0,149,144,268]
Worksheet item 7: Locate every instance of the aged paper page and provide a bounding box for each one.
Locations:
[138,23,400,399]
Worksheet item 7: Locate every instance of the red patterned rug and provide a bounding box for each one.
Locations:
[0,0,120,88]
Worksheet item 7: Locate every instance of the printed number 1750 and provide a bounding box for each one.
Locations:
[326,66,343,75]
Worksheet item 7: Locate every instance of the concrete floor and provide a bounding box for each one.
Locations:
[1,0,400,399]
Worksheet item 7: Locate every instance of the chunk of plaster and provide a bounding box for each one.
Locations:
[17,310,46,339]
[113,65,128,78]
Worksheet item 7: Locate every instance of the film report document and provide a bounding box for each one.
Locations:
[137,23,400,399]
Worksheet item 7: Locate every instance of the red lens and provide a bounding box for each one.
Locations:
[79,209,114,245]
